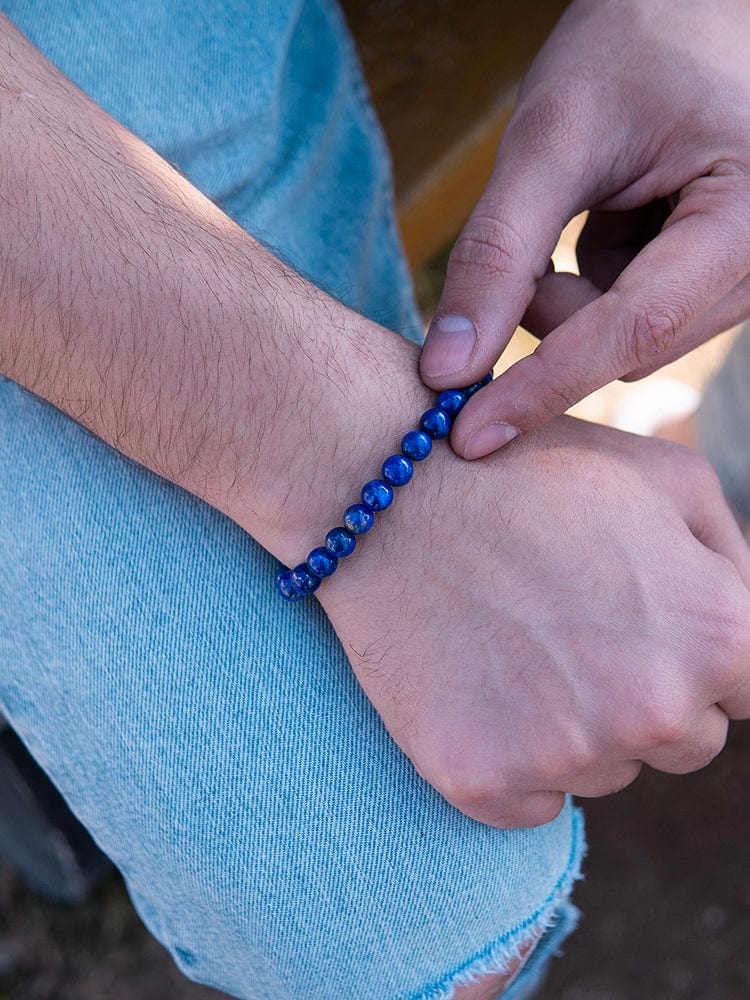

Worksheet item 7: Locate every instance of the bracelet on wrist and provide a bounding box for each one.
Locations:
[275,372,493,601]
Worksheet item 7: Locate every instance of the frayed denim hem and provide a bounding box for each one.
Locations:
[407,807,586,1000]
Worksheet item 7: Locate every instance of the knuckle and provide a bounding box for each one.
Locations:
[426,751,506,813]
[448,216,521,283]
[514,794,566,829]
[629,700,691,750]
[687,732,727,771]
[622,297,690,369]
[508,84,587,159]
[602,763,641,796]
[661,730,727,775]
[718,657,750,696]
[573,764,641,798]
[708,592,750,678]
[529,344,586,417]
[471,795,564,830]
[719,587,750,641]
[649,712,690,748]
[725,695,750,722]
[531,731,598,785]
[686,451,724,500]
[609,713,641,750]
[440,770,507,814]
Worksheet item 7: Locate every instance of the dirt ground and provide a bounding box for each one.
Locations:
[545,722,750,1000]
[2,723,749,999]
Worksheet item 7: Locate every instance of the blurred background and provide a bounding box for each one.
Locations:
[3,1,750,997]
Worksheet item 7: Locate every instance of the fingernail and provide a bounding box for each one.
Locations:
[463,422,520,460]
[421,315,477,377]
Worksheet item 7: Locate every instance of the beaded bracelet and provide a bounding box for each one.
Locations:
[275,372,493,600]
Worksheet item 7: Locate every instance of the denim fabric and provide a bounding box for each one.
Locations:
[697,322,750,525]
[0,2,584,997]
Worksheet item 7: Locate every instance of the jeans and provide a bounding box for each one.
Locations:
[0,2,584,997]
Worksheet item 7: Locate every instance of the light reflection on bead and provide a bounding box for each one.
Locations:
[436,388,468,416]
[362,479,394,512]
[401,429,432,461]
[291,563,321,594]
[325,526,356,557]
[382,454,413,487]
[420,407,452,439]
[344,504,374,534]
[307,547,338,578]
[466,371,494,396]
[276,569,304,601]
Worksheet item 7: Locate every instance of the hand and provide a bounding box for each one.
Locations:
[317,418,750,827]
[419,0,750,459]
[5,11,748,832]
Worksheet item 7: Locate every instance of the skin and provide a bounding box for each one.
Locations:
[2,13,750,997]
[452,961,528,1000]
[656,412,749,536]
[420,0,750,461]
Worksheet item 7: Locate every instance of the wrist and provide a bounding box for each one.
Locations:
[227,286,432,567]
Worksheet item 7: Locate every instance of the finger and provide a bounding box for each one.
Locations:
[559,759,642,799]
[622,270,750,379]
[660,460,750,719]
[576,202,672,291]
[721,674,750,721]
[640,705,728,775]
[629,446,750,721]
[593,430,750,588]
[482,790,568,830]
[451,200,750,459]
[419,98,595,390]
[447,787,567,830]
[675,454,750,592]
[691,507,750,593]
[523,201,690,339]
[522,271,601,338]
[525,269,750,350]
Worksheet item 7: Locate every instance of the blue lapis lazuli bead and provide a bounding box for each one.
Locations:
[290,563,321,594]
[436,388,468,417]
[381,453,413,487]
[361,479,394,512]
[325,526,356,557]
[420,407,452,439]
[401,429,432,461]
[466,371,494,396]
[276,569,304,601]
[343,504,374,535]
[307,547,338,578]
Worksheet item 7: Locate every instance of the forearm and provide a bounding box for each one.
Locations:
[0,15,427,563]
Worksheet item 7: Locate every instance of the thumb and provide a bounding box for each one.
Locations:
[419,106,589,390]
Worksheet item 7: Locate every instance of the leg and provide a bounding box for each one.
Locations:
[0,379,583,1000]
[452,942,537,1000]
